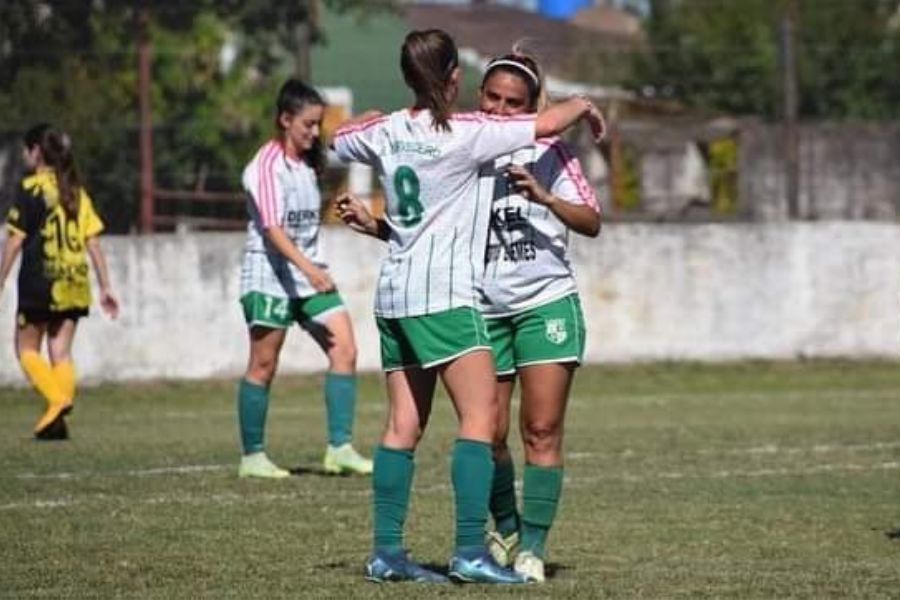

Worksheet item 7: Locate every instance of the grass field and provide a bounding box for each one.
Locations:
[2,361,900,598]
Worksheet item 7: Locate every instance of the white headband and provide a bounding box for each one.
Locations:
[485,59,540,88]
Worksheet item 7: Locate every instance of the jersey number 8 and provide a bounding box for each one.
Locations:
[394,165,424,227]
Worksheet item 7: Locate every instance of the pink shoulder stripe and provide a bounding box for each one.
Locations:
[450,111,535,124]
[334,115,389,138]
[257,141,282,227]
[550,142,600,213]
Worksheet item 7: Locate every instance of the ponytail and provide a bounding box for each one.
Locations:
[400,29,459,132]
[23,123,82,219]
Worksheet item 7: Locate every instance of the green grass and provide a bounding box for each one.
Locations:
[2,361,900,598]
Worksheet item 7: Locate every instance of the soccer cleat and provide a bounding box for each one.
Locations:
[365,549,448,583]
[486,530,519,567]
[34,403,72,439]
[323,443,373,475]
[447,549,529,584]
[238,452,291,479]
[34,414,69,441]
[514,550,546,583]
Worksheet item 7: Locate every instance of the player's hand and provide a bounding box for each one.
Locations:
[100,288,120,319]
[304,266,335,293]
[506,165,554,207]
[336,193,378,236]
[584,99,606,144]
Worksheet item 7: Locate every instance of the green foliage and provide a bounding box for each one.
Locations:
[635,0,900,119]
[0,0,398,231]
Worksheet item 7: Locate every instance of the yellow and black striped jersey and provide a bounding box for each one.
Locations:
[5,169,104,312]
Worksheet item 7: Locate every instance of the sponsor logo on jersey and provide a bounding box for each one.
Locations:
[545,318,567,344]
[286,209,319,224]
[389,141,441,158]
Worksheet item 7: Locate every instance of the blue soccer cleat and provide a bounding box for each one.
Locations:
[448,549,530,584]
[365,549,449,583]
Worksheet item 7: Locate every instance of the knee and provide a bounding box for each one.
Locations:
[247,356,278,384]
[329,340,357,371]
[384,414,424,449]
[522,420,562,456]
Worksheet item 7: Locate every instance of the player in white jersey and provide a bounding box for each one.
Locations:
[235,79,372,480]
[333,29,605,584]
[476,52,602,584]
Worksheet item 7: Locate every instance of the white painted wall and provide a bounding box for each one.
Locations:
[1,223,898,383]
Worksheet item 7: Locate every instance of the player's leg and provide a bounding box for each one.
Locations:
[47,317,78,402]
[237,324,289,478]
[302,296,371,474]
[515,362,574,582]
[366,366,446,583]
[485,316,521,565]
[441,349,527,584]
[509,294,586,582]
[16,315,69,439]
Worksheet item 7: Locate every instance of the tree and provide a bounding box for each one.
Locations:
[0,0,399,231]
[633,0,900,119]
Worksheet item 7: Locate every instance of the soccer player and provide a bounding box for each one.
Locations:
[0,123,119,440]
[477,51,602,583]
[236,78,372,479]
[332,29,604,584]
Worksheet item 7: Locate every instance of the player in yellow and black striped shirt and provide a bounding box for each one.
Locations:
[0,123,119,439]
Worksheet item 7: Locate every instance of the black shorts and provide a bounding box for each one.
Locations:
[17,307,89,326]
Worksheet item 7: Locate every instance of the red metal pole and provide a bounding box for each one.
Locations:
[138,6,154,234]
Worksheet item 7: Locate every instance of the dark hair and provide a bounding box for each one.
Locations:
[275,78,326,175]
[481,51,545,112]
[400,29,459,132]
[23,123,82,218]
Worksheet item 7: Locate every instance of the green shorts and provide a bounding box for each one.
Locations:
[485,294,586,376]
[376,307,491,371]
[240,291,345,329]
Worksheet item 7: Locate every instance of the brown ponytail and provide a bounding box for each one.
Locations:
[400,29,459,132]
[23,123,82,219]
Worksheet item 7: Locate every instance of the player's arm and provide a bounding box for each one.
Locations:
[0,231,25,296]
[263,226,335,293]
[506,165,600,237]
[535,96,606,143]
[85,236,120,318]
[335,193,390,241]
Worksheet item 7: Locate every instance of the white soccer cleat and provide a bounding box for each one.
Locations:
[486,530,519,567]
[323,443,373,475]
[238,452,291,479]
[514,550,545,583]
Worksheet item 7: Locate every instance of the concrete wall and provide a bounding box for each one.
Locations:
[1,223,899,383]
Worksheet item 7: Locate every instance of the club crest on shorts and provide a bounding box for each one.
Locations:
[545,318,567,344]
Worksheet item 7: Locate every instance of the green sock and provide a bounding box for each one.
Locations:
[490,456,520,537]
[372,445,414,552]
[521,464,564,559]
[452,439,494,552]
[324,372,356,447]
[237,378,269,455]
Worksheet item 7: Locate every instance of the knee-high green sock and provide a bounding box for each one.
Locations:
[324,372,356,446]
[490,456,520,537]
[372,445,415,552]
[521,464,564,559]
[237,379,269,455]
[452,439,494,553]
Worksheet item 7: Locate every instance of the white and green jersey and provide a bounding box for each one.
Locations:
[240,139,327,299]
[334,109,535,318]
[480,138,599,317]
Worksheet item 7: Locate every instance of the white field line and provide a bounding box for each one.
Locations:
[567,440,900,461]
[3,461,899,513]
[15,439,900,482]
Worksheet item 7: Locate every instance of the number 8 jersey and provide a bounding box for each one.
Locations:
[334,109,535,318]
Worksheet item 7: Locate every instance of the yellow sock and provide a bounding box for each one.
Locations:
[53,361,77,402]
[20,351,69,407]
